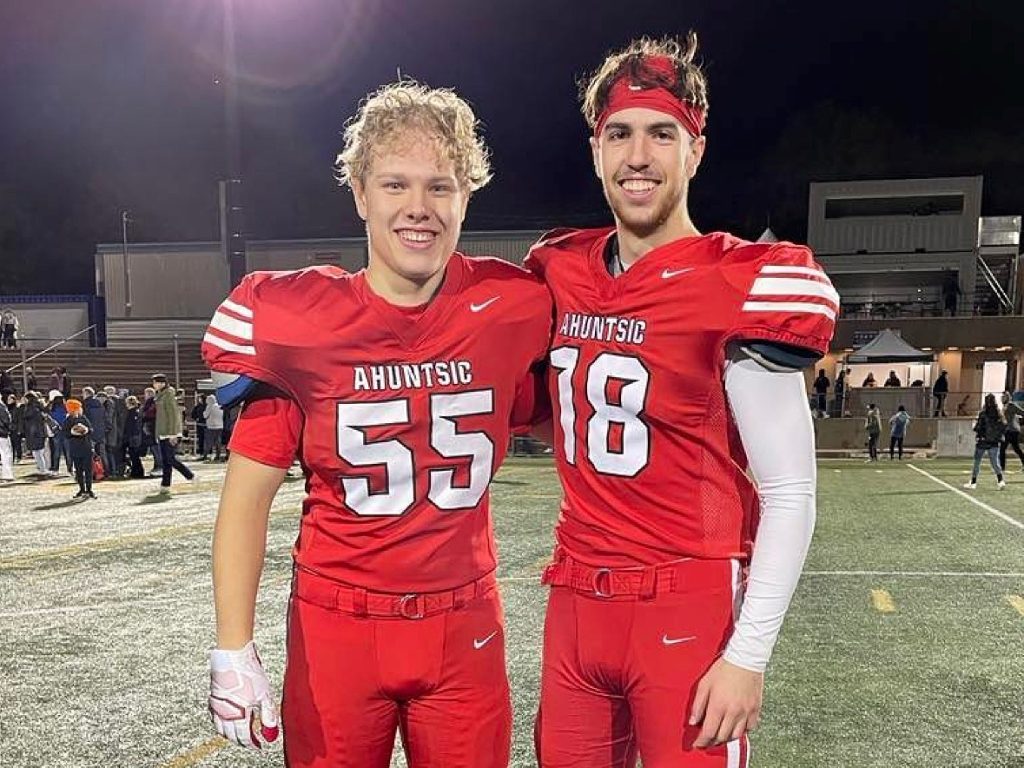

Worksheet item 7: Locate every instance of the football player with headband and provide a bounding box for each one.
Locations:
[202,81,551,767]
[526,35,838,767]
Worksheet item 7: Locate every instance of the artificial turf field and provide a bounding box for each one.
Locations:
[1,455,1022,767]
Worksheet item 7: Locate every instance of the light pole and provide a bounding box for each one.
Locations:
[222,0,247,289]
[121,210,133,318]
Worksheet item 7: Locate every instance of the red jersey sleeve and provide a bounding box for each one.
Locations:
[228,389,303,469]
[723,243,838,358]
[202,272,294,395]
[509,363,551,435]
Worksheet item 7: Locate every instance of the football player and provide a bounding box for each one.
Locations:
[527,35,838,767]
[202,81,551,767]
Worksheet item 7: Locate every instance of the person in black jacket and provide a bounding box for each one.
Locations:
[932,371,950,417]
[64,399,96,499]
[0,396,14,482]
[963,394,1006,490]
[123,395,146,479]
[22,393,49,475]
[7,393,23,461]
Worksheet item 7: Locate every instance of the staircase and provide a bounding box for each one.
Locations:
[973,253,1015,315]
[0,343,208,397]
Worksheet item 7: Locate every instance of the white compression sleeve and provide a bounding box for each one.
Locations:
[721,354,817,672]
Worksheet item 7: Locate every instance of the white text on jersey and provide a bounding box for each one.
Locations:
[558,312,647,345]
[353,360,474,392]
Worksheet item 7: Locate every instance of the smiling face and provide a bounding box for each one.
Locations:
[590,107,705,242]
[352,133,468,302]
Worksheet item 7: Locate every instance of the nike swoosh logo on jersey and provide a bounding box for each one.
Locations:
[470,296,500,312]
[661,267,695,279]
[473,631,498,650]
[662,634,697,646]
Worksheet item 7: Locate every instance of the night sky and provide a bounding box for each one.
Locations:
[2,0,1023,294]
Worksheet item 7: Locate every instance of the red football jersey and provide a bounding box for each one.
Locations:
[202,254,552,592]
[525,227,837,567]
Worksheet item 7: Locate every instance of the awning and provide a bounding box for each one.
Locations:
[847,329,934,363]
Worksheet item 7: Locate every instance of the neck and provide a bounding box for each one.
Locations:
[615,210,701,268]
[365,263,447,307]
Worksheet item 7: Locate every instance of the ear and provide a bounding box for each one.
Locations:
[352,178,368,221]
[686,135,706,179]
[589,135,602,180]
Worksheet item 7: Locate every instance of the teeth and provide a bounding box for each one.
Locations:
[398,230,434,242]
[621,179,656,193]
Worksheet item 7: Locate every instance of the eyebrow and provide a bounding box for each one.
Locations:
[602,121,679,134]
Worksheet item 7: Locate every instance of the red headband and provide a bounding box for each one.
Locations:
[593,56,706,139]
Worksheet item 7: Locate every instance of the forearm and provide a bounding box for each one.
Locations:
[212,452,283,649]
[722,355,817,672]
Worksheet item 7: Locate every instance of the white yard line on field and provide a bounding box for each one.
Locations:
[907,464,1024,532]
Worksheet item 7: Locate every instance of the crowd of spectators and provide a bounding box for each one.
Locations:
[0,370,234,498]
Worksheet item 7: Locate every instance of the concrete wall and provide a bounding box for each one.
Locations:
[813,417,941,450]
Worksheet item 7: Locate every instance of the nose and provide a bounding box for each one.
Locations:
[625,133,651,171]
[403,186,430,222]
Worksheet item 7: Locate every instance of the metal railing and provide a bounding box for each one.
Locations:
[3,324,97,393]
[820,389,1006,419]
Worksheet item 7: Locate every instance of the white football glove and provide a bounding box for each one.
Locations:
[208,641,280,749]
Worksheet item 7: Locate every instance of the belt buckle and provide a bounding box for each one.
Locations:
[592,568,614,598]
[398,593,424,619]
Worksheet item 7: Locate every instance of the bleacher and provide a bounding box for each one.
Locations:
[0,343,207,397]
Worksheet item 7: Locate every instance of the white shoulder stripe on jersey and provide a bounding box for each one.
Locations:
[749,276,840,305]
[220,298,254,319]
[203,332,256,356]
[742,300,837,321]
[759,264,829,280]
[210,310,253,340]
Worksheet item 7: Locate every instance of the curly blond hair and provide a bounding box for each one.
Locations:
[335,80,492,192]
[580,33,709,130]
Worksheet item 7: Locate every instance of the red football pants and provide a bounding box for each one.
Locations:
[536,557,750,768]
[282,572,512,768]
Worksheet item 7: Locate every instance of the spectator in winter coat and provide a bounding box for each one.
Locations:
[123,395,146,479]
[21,393,49,475]
[202,395,224,461]
[1,308,19,349]
[0,397,14,482]
[142,387,162,475]
[7,393,23,461]
[864,404,882,462]
[64,399,96,499]
[999,391,1024,473]
[964,394,1006,490]
[812,370,830,418]
[191,395,208,460]
[103,386,128,478]
[47,393,71,474]
[888,405,911,460]
[82,387,108,476]
[883,370,902,387]
[25,366,37,392]
[932,371,950,417]
[152,373,194,492]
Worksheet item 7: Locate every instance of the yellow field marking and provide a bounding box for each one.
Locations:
[871,589,896,613]
[157,736,226,768]
[1006,594,1024,617]
[0,521,216,570]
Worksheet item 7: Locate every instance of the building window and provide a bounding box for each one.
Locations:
[825,194,965,219]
